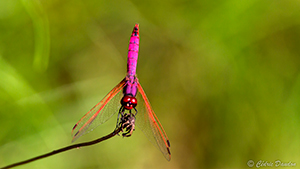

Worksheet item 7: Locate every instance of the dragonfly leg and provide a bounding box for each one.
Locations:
[119,107,137,137]
[119,113,136,137]
[116,106,125,130]
[133,107,138,117]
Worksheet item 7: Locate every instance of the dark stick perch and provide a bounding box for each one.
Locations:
[0,127,122,169]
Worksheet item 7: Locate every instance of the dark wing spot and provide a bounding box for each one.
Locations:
[74,131,79,137]
[167,147,171,155]
[73,124,77,130]
[167,140,171,147]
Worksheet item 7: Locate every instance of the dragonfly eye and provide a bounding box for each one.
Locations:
[121,95,137,110]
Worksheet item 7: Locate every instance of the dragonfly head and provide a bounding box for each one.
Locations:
[121,95,137,110]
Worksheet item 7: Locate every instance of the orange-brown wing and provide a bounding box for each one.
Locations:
[135,82,171,161]
[71,78,126,142]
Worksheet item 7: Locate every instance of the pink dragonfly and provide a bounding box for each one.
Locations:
[71,24,171,161]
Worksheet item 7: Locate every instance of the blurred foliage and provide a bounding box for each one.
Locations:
[0,0,300,168]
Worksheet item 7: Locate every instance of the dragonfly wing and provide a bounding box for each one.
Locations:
[135,82,171,161]
[71,78,126,142]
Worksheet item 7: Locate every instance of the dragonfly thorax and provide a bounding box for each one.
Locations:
[121,95,137,110]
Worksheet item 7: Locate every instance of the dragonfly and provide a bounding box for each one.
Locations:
[71,24,171,161]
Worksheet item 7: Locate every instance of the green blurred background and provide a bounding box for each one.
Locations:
[0,0,300,168]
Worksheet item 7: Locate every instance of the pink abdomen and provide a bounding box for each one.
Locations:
[127,24,139,76]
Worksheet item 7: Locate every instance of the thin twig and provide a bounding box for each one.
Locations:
[1,127,122,169]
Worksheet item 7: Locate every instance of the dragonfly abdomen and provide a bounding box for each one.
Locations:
[127,24,139,76]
